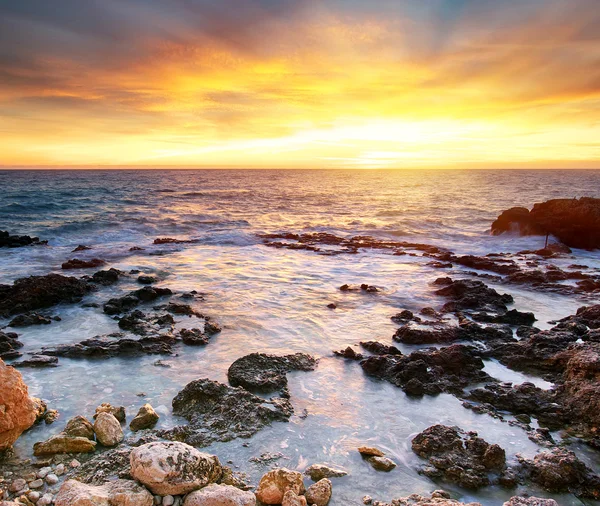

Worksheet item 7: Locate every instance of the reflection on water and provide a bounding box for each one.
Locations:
[1,170,599,505]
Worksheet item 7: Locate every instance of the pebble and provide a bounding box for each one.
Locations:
[9,479,27,493]
[363,496,373,505]
[38,493,53,506]
[154,495,162,505]
[37,468,52,479]
[24,473,37,482]
[163,495,174,506]
[55,464,65,476]
[69,460,81,468]
[28,491,41,502]
[29,479,44,489]
[45,474,59,485]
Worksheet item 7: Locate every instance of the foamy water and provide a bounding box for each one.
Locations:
[1,169,599,505]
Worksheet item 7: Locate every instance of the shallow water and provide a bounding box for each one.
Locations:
[1,169,600,505]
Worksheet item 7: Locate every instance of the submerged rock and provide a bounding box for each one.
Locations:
[411,425,507,489]
[8,312,52,327]
[103,287,173,315]
[0,273,92,317]
[227,353,317,394]
[92,268,124,285]
[304,464,348,481]
[160,379,292,446]
[0,359,37,451]
[255,468,305,505]
[130,441,222,495]
[55,478,153,506]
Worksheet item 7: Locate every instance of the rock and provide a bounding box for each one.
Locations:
[411,425,506,489]
[64,416,95,439]
[281,490,307,506]
[12,355,58,368]
[8,313,52,327]
[130,441,222,495]
[305,479,332,506]
[93,412,124,447]
[159,379,292,446]
[45,474,59,485]
[130,404,159,431]
[55,478,153,506]
[0,359,37,451]
[227,353,317,394]
[138,276,157,285]
[491,197,600,249]
[94,403,126,423]
[62,258,106,270]
[204,321,221,336]
[33,434,97,455]
[38,494,53,506]
[72,245,92,252]
[503,498,559,506]
[0,274,92,317]
[358,447,385,457]
[374,491,482,505]
[360,341,402,356]
[29,479,43,489]
[163,497,174,506]
[366,456,396,472]
[183,484,256,506]
[9,479,27,492]
[333,347,363,360]
[304,464,347,481]
[517,447,600,498]
[0,231,46,248]
[433,278,513,313]
[0,331,24,360]
[255,468,305,505]
[43,334,173,359]
[92,268,123,285]
[179,328,209,346]
[44,408,59,424]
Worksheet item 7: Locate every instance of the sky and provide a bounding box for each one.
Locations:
[1,0,599,169]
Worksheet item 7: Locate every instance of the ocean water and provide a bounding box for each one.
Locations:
[1,169,600,505]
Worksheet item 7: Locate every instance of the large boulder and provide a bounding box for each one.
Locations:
[183,484,256,506]
[0,359,37,451]
[0,274,92,317]
[93,412,124,447]
[130,441,222,495]
[491,197,600,249]
[55,479,153,506]
[255,468,305,505]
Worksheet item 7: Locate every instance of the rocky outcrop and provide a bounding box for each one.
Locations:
[0,231,47,248]
[491,197,600,249]
[130,441,222,495]
[0,359,37,451]
[227,353,317,394]
[411,425,507,489]
[8,312,53,327]
[159,379,292,446]
[183,484,256,506]
[255,468,305,505]
[55,479,153,506]
[103,286,173,315]
[0,274,92,317]
[62,258,106,270]
[433,278,513,313]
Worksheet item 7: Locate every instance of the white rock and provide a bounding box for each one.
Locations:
[184,484,256,506]
[30,479,44,489]
[55,464,65,476]
[93,412,124,447]
[37,468,52,479]
[45,474,59,485]
[130,442,222,496]
[255,468,305,505]
[28,491,41,502]
[38,494,54,506]
[163,495,175,506]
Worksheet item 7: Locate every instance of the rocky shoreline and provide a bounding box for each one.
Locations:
[1,213,600,506]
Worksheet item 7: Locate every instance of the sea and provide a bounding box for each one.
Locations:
[1,169,599,505]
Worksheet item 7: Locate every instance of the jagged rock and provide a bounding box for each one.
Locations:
[72,245,92,252]
[94,412,124,447]
[204,320,221,336]
[94,403,126,423]
[503,498,558,506]
[255,468,305,505]
[8,313,52,327]
[33,434,97,455]
[367,456,396,472]
[42,333,174,358]
[62,258,106,269]
[103,287,172,315]
[227,353,317,394]
[0,231,46,248]
[433,278,513,313]
[0,331,24,360]
[374,490,482,506]
[393,320,513,345]
[470,309,536,326]
[281,490,307,506]
[305,479,332,506]
[92,268,123,285]
[130,441,222,495]
[411,425,506,489]
[183,484,256,506]
[137,276,157,285]
[0,359,37,451]
[333,347,363,360]
[159,379,292,446]
[64,416,95,439]
[360,341,402,356]
[0,274,92,317]
[55,478,153,506]
[130,404,159,431]
[11,354,58,368]
[358,447,385,457]
[179,328,209,346]
[73,447,134,484]
[304,464,348,481]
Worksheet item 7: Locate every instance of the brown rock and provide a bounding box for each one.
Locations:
[305,479,332,506]
[64,415,95,439]
[358,446,385,457]
[130,404,159,432]
[33,434,97,455]
[255,468,305,505]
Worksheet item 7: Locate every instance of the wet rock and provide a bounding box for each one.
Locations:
[11,355,58,368]
[433,278,513,313]
[130,441,222,495]
[73,447,134,484]
[359,345,492,396]
[0,231,46,248]
[333,347,363,360]
[92,268,123,285]
[327,303,337,309]
[183,484,256,506]
[159,379,292,446]
[94,403,126,423]
[55,478,153,506]
[227,353,317,394]
[8,313,52,327]
[255,468,305,505]
[204,320,221,336]
[138,276,157,285]
[373,490,482,506]
[94,412,124,447]
[153,238,199,245]
[358,447,385,457]
[42,333,174,358]
[164,302,199,316]
[33,434,97,455]
[179,328,209,346]
[411,425,506,489]
[130,404,159,432]
[491,197,600,250]
[118,310,154,335]
[305,478,332,506]
[72,245,92,252]
[0,331,24,360]
[64,416,95,440]
[391,310,415,323]
[360,341,402,356]
[304,464,348,481]
[516,447,600,498]
[470,309,536,326]
[103,287,172,315]
[367,456,396,472]
[0,359,37,451]
[62,258,106,270]
[0,274,92,317]
[502,498,558,506]
[281,490,307,506]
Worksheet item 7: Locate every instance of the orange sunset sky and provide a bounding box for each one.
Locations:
[1,0,599,169]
